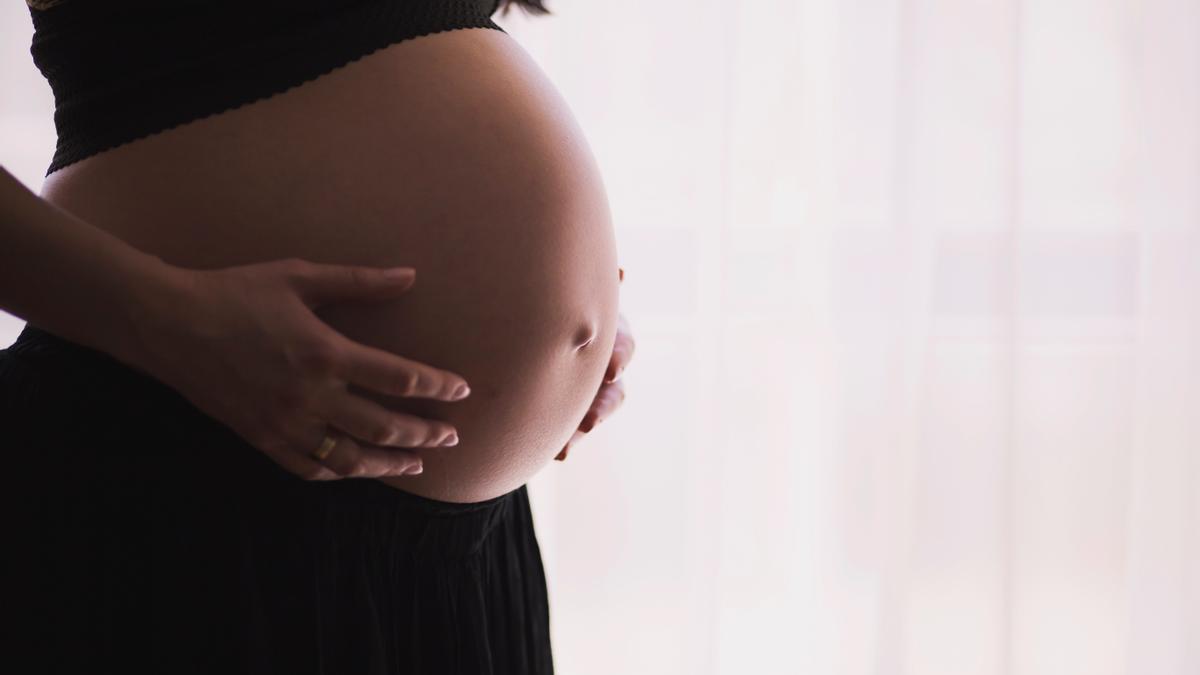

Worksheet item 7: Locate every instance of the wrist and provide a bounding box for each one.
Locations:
[100,253,197,375]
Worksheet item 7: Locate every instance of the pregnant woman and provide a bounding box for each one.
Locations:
[0,0,634,673]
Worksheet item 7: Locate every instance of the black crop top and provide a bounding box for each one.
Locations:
[25,0,506,176]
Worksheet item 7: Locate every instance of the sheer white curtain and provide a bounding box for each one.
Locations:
[3,1,1198,673]
[506,1,1199,673]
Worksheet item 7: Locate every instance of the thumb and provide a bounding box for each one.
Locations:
[291,263,416,307]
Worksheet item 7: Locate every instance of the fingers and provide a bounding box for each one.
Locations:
[249,402,435,480]
[286,258,417,308]
[318,387,460,448]
[264,444,343,481]
[312,432,426,478]
[565,306,632,460]
[248,426,344,481]
[556,378,627,462]
[555,428,587,462]
[604,313,635,383]
[328,330,471,401]
[580,378,626,432]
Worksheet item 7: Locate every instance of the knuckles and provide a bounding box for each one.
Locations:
[367,421,422,448]
[349,266,374,290]
[368,422,399,446]
[280,330,343,378]
[293,339,341,375]
[393,425,419,447]
[395,371,420,396]
[341,461,370,478]
[274,383,317,413]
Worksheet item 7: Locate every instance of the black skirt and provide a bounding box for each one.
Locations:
[0,323,554,675]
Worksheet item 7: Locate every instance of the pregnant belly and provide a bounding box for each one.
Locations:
[38,28,620,503]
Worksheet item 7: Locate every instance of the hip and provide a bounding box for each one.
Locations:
[0,331,554,672]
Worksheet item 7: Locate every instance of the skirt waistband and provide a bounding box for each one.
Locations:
[6,322,195,413]
[1,323,521,542]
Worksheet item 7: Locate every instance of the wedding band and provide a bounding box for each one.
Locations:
[310,431,339,461]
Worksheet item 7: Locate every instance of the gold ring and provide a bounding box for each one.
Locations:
[310,431,339,461]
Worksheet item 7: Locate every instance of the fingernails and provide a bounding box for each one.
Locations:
[441,432,459,446]
[405,462,424,475]
[451,383,471,400]
[580,417,595,433]
[385,267,415,279]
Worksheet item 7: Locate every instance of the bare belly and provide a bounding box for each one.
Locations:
[38,28,620,503]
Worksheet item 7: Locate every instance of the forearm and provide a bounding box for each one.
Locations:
[0,164,182,362]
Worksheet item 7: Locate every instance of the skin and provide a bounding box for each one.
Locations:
[0,164,472,480]
[37,27,630,503]
[557,292,633,461]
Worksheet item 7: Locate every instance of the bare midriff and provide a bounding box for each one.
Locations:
[38,28,621,503]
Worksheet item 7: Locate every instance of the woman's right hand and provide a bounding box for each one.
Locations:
[117,257,470,481]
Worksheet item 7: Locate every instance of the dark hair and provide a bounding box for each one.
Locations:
[495,0,553,17]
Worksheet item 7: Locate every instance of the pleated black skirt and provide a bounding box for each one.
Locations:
[0,323,554,675]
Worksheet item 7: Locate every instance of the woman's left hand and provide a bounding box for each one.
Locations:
[557,268,634,461]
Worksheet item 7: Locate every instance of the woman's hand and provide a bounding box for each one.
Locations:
[556,267,634,461]
[119,257,471,481]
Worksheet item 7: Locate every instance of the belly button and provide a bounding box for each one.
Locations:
[571,321,598,352]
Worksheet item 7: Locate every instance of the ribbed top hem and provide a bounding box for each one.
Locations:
[29,0,505,176]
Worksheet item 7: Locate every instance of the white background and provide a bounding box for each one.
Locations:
[3,1,1198,673]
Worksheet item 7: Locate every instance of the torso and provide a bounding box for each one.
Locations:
[38,28,620,503]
